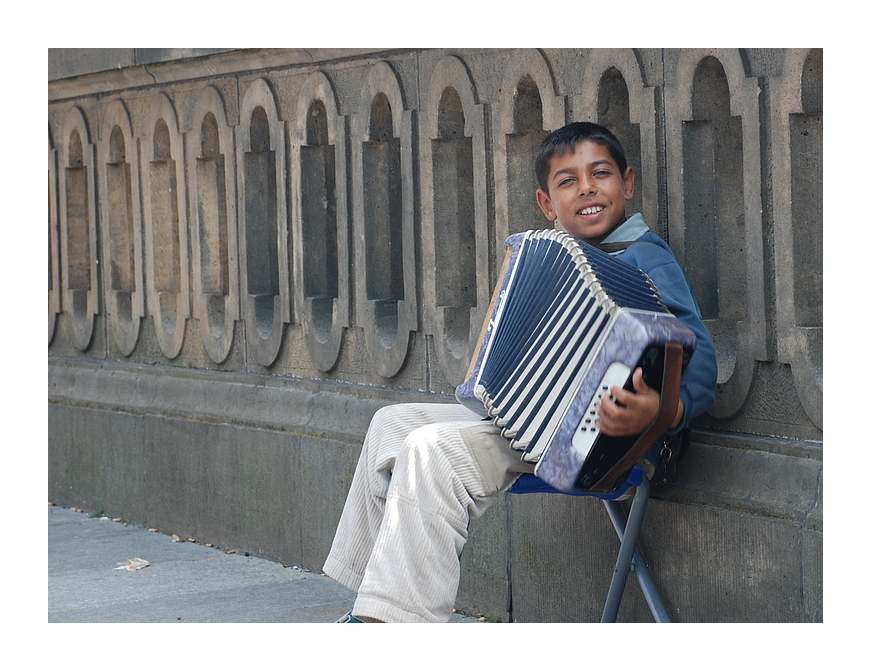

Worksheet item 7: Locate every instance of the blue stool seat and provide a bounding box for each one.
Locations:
[509,465,644,500]
[508,464,670,622]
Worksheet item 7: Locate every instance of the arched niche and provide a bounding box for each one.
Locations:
[492,49,566,252]
[59,106,99,351]
[666,50,767,418]
[771,48,823,429]
[141,92,191,359]
[419,54,490,385]
[187,85,240,365]
[49,132,60,344]
[575,49,658,232]
[351,61,417,378]
[99,98,144,357]
[237,78,291,367]
[290,71,349,372]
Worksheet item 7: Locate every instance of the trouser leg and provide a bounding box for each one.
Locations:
[325,403,533,622]
[322,403,484,594]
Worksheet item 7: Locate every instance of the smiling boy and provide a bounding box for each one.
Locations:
[324,122,717,623]
[534,122,716,440]
[535,131,635,246]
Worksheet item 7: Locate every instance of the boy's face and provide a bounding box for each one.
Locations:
[535,140,635,246]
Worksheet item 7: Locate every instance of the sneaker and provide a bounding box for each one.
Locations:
[336,610,363,623]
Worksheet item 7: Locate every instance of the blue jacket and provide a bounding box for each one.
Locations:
[599,213,718,433]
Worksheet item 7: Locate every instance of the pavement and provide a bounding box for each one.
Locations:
[48,504,480,623]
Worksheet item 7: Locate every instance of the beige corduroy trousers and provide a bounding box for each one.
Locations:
[322,402,534,622]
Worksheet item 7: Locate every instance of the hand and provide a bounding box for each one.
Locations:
[595,367,662,437]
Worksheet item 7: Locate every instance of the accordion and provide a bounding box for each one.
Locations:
[455,229,696,493]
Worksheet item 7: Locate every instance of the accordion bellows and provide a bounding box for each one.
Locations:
[455,229,696,493]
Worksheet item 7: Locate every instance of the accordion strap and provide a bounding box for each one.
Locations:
[597,240,640,254]
[587,341,685,493]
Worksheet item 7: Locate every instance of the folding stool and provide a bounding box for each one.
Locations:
[508,465,671,623]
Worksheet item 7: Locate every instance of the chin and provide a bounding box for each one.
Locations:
[565,227,602,243]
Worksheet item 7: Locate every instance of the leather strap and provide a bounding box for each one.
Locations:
[598,240,640,254]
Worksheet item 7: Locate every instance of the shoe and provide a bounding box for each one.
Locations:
[336,610,363,623]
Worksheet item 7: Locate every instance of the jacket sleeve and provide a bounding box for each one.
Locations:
[623,243,718,433]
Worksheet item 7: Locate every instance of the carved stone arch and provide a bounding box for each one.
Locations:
[187,85,240,365]
[49,132,61,344]
[290,70,349,372]
[419,54,491,386]
[141,92,191,359]
[666,49,767,418]
[237,77,291,367]
[98,98,144,357]
[770,48,823,429]
[493,48,566,250]
[575,49,658,232]
[351,60,417,378]
[59,106,99,351]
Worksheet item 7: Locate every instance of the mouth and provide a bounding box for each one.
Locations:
[579,205,604,216]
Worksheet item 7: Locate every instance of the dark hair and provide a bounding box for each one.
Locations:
[534,122,628,192]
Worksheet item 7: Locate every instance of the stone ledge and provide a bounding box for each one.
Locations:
[692,427,822,461]
[48,357,451,442]
[48,48,402,102]
[50,357,822,529]
[653,430,823,527]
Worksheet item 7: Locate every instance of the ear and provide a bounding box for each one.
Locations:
[622,166,636,201]
[536,188,558,221]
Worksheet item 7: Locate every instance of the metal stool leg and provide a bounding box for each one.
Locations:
[600,476,671,622]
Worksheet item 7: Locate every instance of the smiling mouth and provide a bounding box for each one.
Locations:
[579,205,604,215]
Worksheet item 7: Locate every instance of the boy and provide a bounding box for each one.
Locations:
[323,122,717,623]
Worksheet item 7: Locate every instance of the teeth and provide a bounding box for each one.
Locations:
[580,206,604,215]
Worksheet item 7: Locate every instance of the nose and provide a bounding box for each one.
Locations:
[577,174,596,196]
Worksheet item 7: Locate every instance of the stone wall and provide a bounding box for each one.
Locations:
[48,48,822,622]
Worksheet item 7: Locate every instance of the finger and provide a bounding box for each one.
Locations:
[597,394,629,429]
[595,403,630,436]
[608,380,634,408]
[632,367,650,393]
[596,397,615,422]
[595,395,621,428]
[594,408,614,434]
